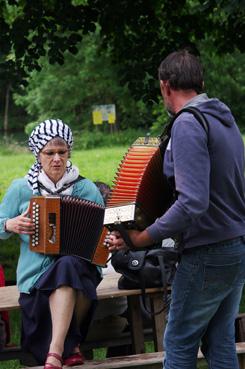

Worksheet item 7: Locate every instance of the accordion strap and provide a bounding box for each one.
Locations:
[37,175,85,195]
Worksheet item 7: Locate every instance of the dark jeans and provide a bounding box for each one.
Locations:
[163,236,245,369]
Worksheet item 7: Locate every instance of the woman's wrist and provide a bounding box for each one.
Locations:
[4,220,10,233]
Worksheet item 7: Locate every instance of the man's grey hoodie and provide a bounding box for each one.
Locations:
[147,94,245,249]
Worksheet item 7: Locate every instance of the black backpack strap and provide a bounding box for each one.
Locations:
[175,106,209,136]
[160,106,209,140]
[138,257,168,316]
[159,106,210,158]
[158,107,211,252]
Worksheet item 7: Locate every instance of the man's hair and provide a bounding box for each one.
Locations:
[158,49,204,93]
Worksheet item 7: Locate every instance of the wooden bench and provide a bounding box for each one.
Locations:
[1,274,245,369]
[19,343,245,369]
[0,272,167,364]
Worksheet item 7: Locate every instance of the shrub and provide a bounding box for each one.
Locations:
[73,128,149,150]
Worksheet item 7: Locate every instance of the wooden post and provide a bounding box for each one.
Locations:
[3,83,11,135]
[150,292,167,352]
[127,295,145,354]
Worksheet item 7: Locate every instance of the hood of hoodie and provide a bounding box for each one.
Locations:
[184,93,235,127]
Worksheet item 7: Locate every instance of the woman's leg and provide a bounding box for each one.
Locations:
[72,291,92,354]
[46,286,76,367]
[74,291,92,326]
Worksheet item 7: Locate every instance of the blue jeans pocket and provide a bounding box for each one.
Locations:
[202,261,241,292]
[170,258,199,321]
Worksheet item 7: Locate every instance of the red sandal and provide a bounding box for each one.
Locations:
[44,352,63,369]
[63,351,85,366]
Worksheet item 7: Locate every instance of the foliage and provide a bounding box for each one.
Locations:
[149,97,169,136]
[24,121,37,136]
[1,0,245,134]
[95,0,245,101]
[150,44,245,133]
[201,45,245,130]
[73,128,147,150]
[0,0,96,79]
[0,0,244,103]
[13,29,151,131]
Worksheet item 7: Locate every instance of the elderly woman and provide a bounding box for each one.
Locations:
[0,119,104,369]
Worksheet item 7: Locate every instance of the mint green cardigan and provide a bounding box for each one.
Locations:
[0,177,104,293]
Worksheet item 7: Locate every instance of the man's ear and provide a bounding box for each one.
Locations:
[160,80,171,96]
[160,80,165,94]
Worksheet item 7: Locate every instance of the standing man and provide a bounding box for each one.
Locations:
[108,49,245,369]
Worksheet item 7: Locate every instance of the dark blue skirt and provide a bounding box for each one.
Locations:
[19,255,101,365]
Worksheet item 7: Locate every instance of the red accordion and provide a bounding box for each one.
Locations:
[29,195,109,266]
[104,137,172,230]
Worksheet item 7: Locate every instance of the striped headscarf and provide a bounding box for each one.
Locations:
[27,119,73,192]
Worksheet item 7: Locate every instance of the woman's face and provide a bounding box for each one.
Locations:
[39,139,69,184]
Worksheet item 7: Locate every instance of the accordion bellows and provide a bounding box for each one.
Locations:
[104,137,172,230]
[29,195,109,266]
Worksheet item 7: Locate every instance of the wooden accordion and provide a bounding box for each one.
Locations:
[104,137,172,230]
[29,195,109,266]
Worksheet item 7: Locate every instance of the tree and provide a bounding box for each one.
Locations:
[150,42,245,134]
[1,0,244,99]
[1,0,244,132]
[13,29,146,131]
[202,45,245,130]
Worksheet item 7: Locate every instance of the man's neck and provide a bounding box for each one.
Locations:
[171,90,198,113]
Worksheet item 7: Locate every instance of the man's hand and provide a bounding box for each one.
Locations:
[106,230,128,252]
[106,229,154,251]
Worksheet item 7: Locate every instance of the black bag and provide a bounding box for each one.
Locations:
[111,247,180,314]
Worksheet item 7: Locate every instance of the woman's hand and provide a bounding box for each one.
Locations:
[5,207,35,235]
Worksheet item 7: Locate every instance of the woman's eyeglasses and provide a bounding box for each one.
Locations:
[40,150,69,158]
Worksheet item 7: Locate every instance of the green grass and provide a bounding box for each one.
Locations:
[0,143,244,369]
[0,146,127,200]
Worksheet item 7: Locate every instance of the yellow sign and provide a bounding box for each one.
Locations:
[92,110,103,125]
[108,112,116,124]
[92,104,116,125]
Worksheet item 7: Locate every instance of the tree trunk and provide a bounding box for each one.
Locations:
[3,83,11,135]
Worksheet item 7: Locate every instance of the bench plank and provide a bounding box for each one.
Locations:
[0,285,19,311]
[1,275,244,368]
[0,273,165,311]
[0,273,167,359]
[21,343,245,369]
